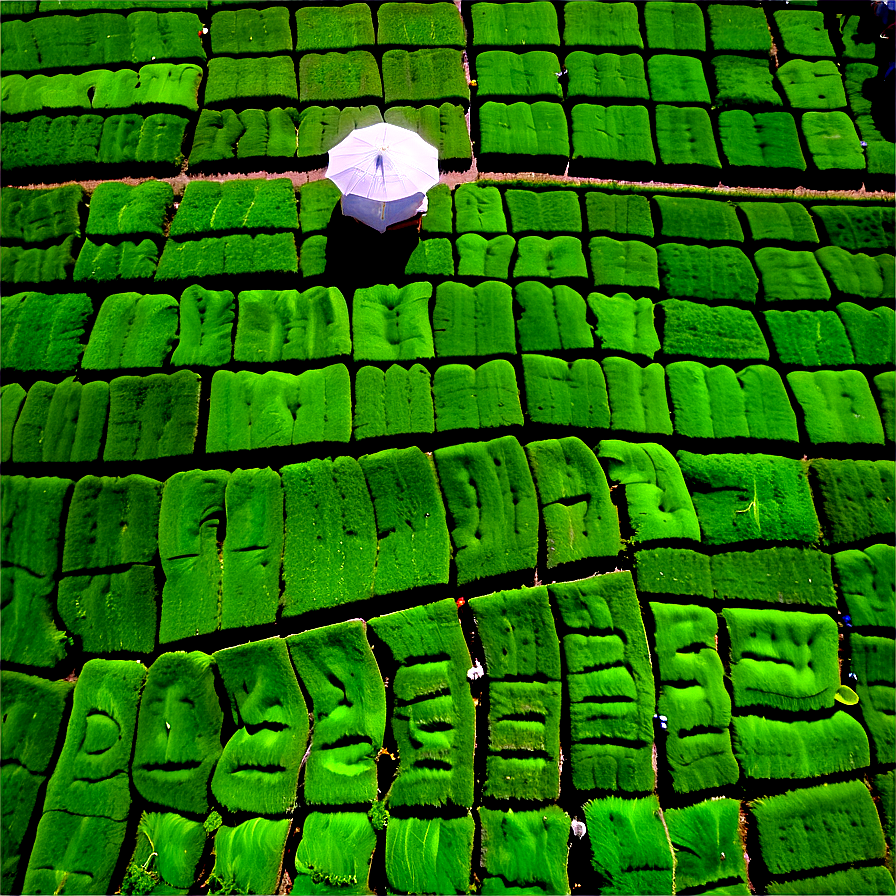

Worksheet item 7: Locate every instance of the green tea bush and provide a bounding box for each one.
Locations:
[478,101,570,171]
[839,14,878,61]
[360,447,451,596]
[777,60,846,110]
[89,63,202,112]
[385,103,472,168]
[666,800,747,891]
[764,309,853,365]
[1,115,103,172]
[474,50,563,100]
[788,369,885,444]
[1,184,84,244]
[810,458,895,545]
[299,178,342,233]
[471,1,560,47]
[2,237,78,286]
[299,51,383,106]
[589,292,660,357]
[513,235,588,279]
[385,816,475,894]
[773,9,835,57]
[294,3,375,52]
[382,49,469,106]
[211,818,290,896]
[377,2,464,47]
[1,384,26,463]
[281,456,376,615]
[404,237,454,277]
[717,110,807,171]
[207,366,351,451]
[454,184,507,233]
[738,201,818,242]
[834,543,896,629]
[456,233,516,277]
[86,180,172,238]
[707,3,771,55]
[851,634,896,764]
[293,812,377,893]
[352,282,434,362]
[515,281,593,352]
[521,354,610,428]
[1,292,91,372]
[190,107,299,166]
[419,182,453,233]
[155,232,299,279]
[433,359,523,431]
[767,866,896,896]
[570,103,656,168]
[297,104,382,166]
[563,1,643,49]
[811,204,894,251]
[74,237,159,282]
[874,371,895,442]
[754,248,831,302]
[434,435,538,584]
[565,52,649,101]
[171,284,235,367]
[655,104,721,168]
[712,55,783,109]
[233,287,350,364]
[128,812,205,892]
[585,192,654,236]
[644,2,706,52]
[603,356,672,434]
[353,363,434,440]
[505,189,582,232]
[662,300,769,360]
[815,245,894,300]
[802,111,866,171]
[97,112,188,166]
[647,55,710,105]
[170,178,297,236]
[658,244,758,302]
[287,621,385,805]
[635,547,713,598]
[589,237,658,289]
[655,195,744,242]
[210,5,292,54]
[205,56,298,107]
[434,281,515,357]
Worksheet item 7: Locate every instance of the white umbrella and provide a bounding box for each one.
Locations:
[326,122,439,233]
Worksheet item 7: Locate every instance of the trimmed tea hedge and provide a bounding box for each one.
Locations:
[299,52,383,106]
[563,1,643,49]
[570,104,656,170]
[1,292,92,373]
[204,56,298,107]
[294,4,375,52]
[210,6,292,55]
[475,51,563,101]
[155,232,299,279]
[83,292,177,370]
[433,359,523,431]
[777,60,846,110]
[754,248,831,302]
[586,190,654,235]
[471,2,560,48]
[788,369,885,445]
[434,281,515,357]
[834,543,896,629]
[589,292,660,357]
[661,300,769,360]
[382,49,469,107]
[353,363,434,440]
[655,196,743,242]
[764,308,854,366]
[712,55,783,109]
[657,244,758,303]
[190,107,300,166]
[644,2,706,53]
[521,354,610,429]
[377,2,464,48]
[717,110,807,172]
[647,55,711,105]
[655,105,721,169]
[738,201,818,243]
[171,284,235,367]
[478,102,569,172]
[565,52,648,101]
[1,185,84,245]
[707,3,771,55]
[352,282,434,362]
[170,178,297,236]
[515,281,593,352]
[87,180,172,239]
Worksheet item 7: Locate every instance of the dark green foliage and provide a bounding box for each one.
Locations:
[851,634,896,764]
[751,780,886,875]
[94,112,188,166]
[384,49,469,106]
[724,607,838,712]
[385,104,472,168]
[456,233,516,277]
[877,772,896,863]
[471,2,560,47]
[526,438,621,566]
[655,196,743,242]
[87,181,171,239]
[0,384,26,464]
[739,201,818,242]
[293,812,376,895]
[648,54,710,105]
[43,659,145,821]
[636,548,714,597]
[472,586,561,800]
[767,866,896,896]
[707,3,771,54]
[369,599,474,808]
[212,638,308,814]
[130,812,206,892]
[206,366,351,451]
[802,112,866,170]
[550,572,656,793]
[475,50,563,100]
[711,548,837,606]
[104,370,200,461]
[815,246,895,301]
[360,447,451,595]
[1,184,84,244]
[586,192,654,236]
[205,56,297,106]
[599,440,700,542]
[0,672,73,894]
[678,451,820,545]
[874,371,895,442]
[377,2,464,47]
[404,238,454,277]
[811,458,895,545]
[765,309,853,366]
[353,363,434,440]
[1,115,104,172]
[666,800,747,891]
[655,104,721,167]
[521,354,610,428]
[352,282,434,362]
[733,711,869,781]
[662,300,769,360]
[754,248,831,302]
[300,235,327,277]
[420,183,453,234]
[774,10,835,57]
[2,486,77,655]
[171,285,234,367]
[454,185,507,234]
[777,60,845,110]
[234,287,350,364]
[479,101,570,162]
[57,566,158,655]
[74,237,159,282]
[133,652,223,815]
[170,178,297,236]
[658,244,757,302]
[89,63,203,112]
[651,603,739,793]
[434,360,523,431]
[478,807,570,895]
[565,52,649,101]
[287,621,385,806]
[505,190,582,233]
[583,796,675,896]
[834,544,896,629]
[281,456,376,616]
[299,52,383,106]
[190,107,299,165]
[2,237,78,285]
[811,205,895,251]
[515,281,593,352]
[589,237,658,289]
[564,1,643,49]
[603,356,672,434]
[434,436,538,584]
[385,816,475,895]
[712,55,782,109]
[212,818,290,896]
[718,110,807,170]
[840,15,878,61]
[158,470,227,642]
[1,292,91,373]
[644,2,706,52]
[297,104,382,163]
[82,292,177,369]
[155,233,298,279]
[589,292,660,357]
[294,4,375,52]
[570,103,656,165]
[788,369,884,444]
[513,236,587,279]
[210,6,292,54]
[667,361,798,441]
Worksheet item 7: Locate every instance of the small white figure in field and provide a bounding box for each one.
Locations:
[571,819,586,839]
[467,659,484,680]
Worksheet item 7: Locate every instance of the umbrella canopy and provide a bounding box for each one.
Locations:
[326,122,439,233]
